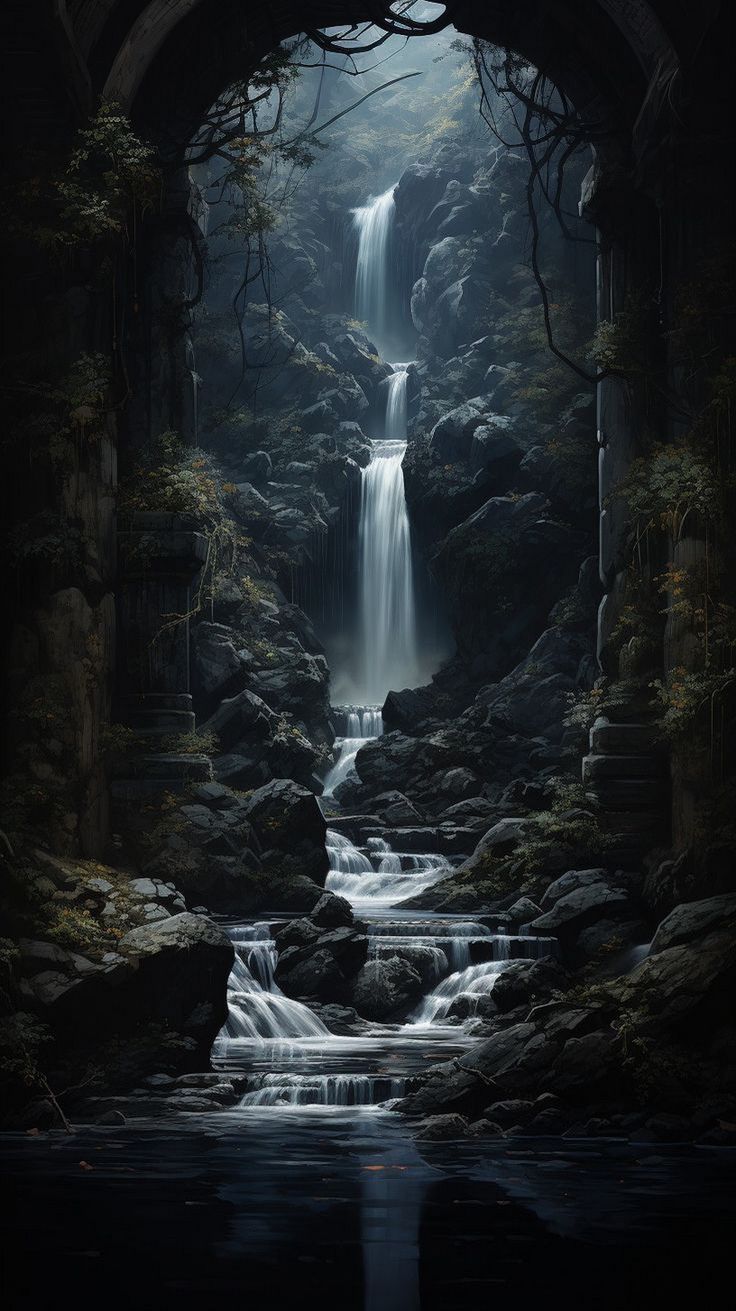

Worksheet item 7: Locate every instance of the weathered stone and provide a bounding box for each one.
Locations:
[650,894,736,954]
[350,957,423,1020]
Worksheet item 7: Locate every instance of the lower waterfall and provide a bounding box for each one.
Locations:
[357,370,420,704]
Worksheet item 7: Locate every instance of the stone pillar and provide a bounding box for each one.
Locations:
[114,511,212,802]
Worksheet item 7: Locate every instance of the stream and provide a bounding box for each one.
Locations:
[2,182,734,1311]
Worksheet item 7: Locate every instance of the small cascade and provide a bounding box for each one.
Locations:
[216,924,329,1050]
[385,366,409,439]
[353,185,397,355]
[241,1072,405,1108]
[413,934,559,1025]
[367,919,492,971]
[413,960,508,1024]
[325,830,449,911]
[322,706,383,800]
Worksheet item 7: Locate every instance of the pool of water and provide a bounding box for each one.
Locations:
[2,1112,734,1310]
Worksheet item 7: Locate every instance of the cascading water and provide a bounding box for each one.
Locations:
[326,829,449,911]
[213,182,559,1116]
[358,400,419,700]
[353,186,397,357]
[322,706,383,800]
[216,924,329,1051]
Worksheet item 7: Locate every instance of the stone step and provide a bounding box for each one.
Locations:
[582,753,667,783]
[127,710,197,733]
[120,693,194,713]
[588,777,670,809]
[110,754,212,783]
[589,719,663,755]
[111,779,192,802]
[598,809,669,836]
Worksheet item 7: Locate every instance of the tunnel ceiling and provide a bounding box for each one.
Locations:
[59,0,687,159]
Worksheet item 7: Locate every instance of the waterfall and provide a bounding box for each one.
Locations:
[322,705,383,800]
[241,1072,405,1108]
[385,366,409,438]
[216,924,329,1048]
[353,186,397,354]
[325,829,449,911]
[358,395,419,703]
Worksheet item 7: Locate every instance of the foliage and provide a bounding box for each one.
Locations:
[120,432,223,518]
[239,575,272,612]
[0,1013,51,1089]
[100,724,143,756]
[10,102,160,251]
[6,512,85,575]
[564,683,606,733]
[605,567,664,675]
[157,729,220,756]
[589,294,651,375]
[513,779,610,879]
[616,441,721,540]
[651,666,736,743]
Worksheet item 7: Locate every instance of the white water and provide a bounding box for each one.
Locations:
[322,706,383,800]
[212,182,560,1111]
[326,829,449,912]
[353,186,397,355]
[358,430,420,704]
[412,960,508,1024]
[216,925,329,1050]
[241,1072,405,1107]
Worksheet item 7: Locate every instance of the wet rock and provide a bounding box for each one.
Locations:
[275,947,344,1000]
[243,779,328,883]
[576,919,650,959]
[97,1109,126,1125]
[311,891,354,928]
[274,918,321,951]
[429,398,487,461]
[202,688,275,751]
[350,957,423,1020]
[373,791,424,824]
[484,1099,535,1127]
[491,959,569,1014]
[414,1113,471,1140]
[240,450,272,484]
[459,818,534,876]
[505,896,543,928]
[548,1030,622,1097]
[117,914,233,1060]
[540,868,613,909]
[192,622,251,701]
[613,930,736,1035]
[530,882,634,949]
[650,894,736,954]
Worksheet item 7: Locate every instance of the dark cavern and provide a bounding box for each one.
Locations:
[1,2,736,1306]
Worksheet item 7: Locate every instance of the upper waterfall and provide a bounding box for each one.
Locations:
[353,186,397,355]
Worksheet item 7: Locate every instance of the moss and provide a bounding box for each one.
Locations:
[46,905,110,953]
[156,729,220,756]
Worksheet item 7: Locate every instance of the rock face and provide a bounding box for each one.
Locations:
[117,915,233,1059]
[19,909,233,1075]
[349,957,424,1021]
[132,778,327,912]
[273,893,368,1002]
[243,779,328,884]
[650,895,736,954]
